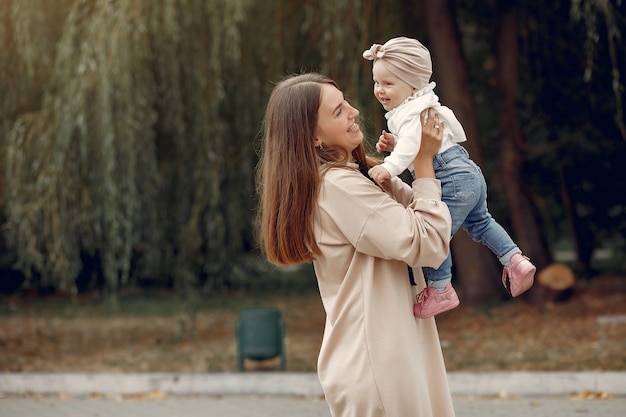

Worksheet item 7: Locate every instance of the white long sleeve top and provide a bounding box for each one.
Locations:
[382,82,468,177]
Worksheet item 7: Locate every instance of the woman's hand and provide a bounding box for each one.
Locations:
[418,108,443,159]
[412,108,443,179]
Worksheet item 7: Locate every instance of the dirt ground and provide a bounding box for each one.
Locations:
[1,274,625,373]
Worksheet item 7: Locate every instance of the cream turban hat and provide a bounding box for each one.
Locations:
[363,37,432,90]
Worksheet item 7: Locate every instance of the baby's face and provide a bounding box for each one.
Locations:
[372,61,415,111]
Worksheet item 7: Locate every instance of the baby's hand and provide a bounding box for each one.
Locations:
[376,130,396,153]
[368,165,391,185]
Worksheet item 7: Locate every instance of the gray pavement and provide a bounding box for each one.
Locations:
[1,395,625,417]
[2,371,626,397]
[1,372,625,417]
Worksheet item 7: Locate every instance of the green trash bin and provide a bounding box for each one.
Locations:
[236,307,286,371]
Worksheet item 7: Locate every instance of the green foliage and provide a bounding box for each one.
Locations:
[0,0,624,298]
[516,0,626,271]
[2,0,261,295]
[571,0,626,140]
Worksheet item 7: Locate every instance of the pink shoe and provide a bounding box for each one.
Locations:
[502,254,536,297]
[413,284,460,319]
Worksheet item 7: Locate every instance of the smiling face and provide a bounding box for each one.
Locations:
[372,60,415,111]
[315,83,363,160]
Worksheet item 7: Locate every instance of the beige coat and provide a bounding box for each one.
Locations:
[313,163,455,417]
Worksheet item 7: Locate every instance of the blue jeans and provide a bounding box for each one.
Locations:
[424,145,520,284]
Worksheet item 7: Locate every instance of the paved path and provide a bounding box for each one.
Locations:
[1,394,625,417]
[1,372,625,417]
[2,372,625,397]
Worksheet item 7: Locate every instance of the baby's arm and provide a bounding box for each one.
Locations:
[376,130,396,153]
[368,165,391,185]
[380,118,423,177]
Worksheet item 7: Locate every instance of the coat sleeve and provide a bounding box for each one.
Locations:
[320,170,451,268]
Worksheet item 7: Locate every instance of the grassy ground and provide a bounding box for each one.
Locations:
[1,274,625,373]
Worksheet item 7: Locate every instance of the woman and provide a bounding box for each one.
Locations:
[256,72,455,417]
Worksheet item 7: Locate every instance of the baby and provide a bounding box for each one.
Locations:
[363,37,536,318]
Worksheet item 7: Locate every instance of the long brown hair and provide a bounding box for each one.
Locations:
[256,73,377,265]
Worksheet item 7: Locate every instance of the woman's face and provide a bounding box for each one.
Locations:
[372,60,415,111]
[315,84,363,159]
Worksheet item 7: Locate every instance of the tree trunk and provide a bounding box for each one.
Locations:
[422,0,502,303]
[495,2,551,303]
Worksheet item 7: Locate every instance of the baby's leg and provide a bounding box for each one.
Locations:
[461,173,535,296]
[461,174,519,265]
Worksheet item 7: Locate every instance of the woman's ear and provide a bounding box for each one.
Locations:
[314,137,322,148]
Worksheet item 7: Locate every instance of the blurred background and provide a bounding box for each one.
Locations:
[0,0,624,307]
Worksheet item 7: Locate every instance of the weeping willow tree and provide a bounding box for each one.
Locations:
[0,0,425,300]
[0,0,76,290]
[1,0,402,297]
[2,0,257,296]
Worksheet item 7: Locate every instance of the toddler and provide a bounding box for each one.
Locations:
[363,37,536,318]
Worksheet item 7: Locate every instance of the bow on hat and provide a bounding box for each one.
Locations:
[363,43,385,60]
